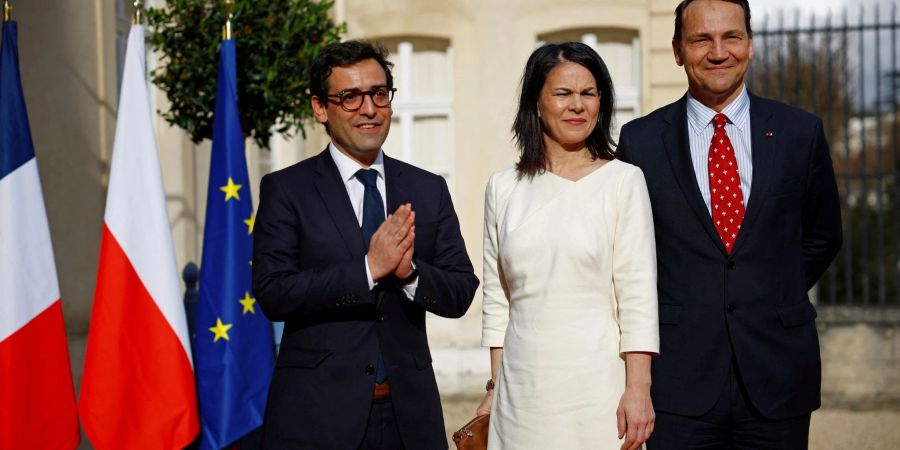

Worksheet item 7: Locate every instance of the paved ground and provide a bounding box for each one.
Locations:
[441,395,900,449]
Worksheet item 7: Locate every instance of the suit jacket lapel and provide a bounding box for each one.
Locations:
[663,98,728,254]
[383,154,411,213]
[313,149,366,256]
[731,93,776,255]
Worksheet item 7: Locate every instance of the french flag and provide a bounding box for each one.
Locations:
[0,19,81,450]
[77,24,199,449]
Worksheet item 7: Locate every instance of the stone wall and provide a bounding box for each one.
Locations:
[818,306,900,409]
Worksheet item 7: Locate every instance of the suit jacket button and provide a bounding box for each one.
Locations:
[377,315,384,322]
[727,303,736,313]
[726,261,736,270]
[365,365,375,375]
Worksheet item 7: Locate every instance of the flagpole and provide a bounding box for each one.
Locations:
[3,0,12,22]
[222,0,233,41]
[132,0,142,25]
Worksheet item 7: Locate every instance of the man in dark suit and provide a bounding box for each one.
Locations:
[617,1,842,448]
[252,40,479,450]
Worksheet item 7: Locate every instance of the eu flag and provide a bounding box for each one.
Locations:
[194,37,274,449]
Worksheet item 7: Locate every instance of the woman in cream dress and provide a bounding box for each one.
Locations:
[477,43,659,450]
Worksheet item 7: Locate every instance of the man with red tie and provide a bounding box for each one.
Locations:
[617,1,842,448]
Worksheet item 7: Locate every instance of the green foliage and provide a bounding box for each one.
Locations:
[145,0,344,149]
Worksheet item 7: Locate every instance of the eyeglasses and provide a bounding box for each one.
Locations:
[325,87,396,112]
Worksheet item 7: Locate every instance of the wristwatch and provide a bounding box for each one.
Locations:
[399,261,418,285]
[485,379,495,391]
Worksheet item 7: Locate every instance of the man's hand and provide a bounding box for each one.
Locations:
[394,240,416,280]
[616,385,655,450]
[366,204,415,281]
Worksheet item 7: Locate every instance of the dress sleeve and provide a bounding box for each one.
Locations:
[481,172,510,347]
[612,166,660,354]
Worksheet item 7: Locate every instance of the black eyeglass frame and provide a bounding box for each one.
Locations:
[324,87,397,112]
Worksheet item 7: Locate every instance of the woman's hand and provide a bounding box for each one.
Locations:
[475,390,493,416]
[616,385,654,450]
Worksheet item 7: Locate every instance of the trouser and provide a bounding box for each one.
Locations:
[648,363,811,449]
[358,396,405,450]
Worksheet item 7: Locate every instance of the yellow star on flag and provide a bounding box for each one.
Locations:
[220,177,242,202]
[239,291,257,315]
[209,318,233,342]
[244,213,255,234]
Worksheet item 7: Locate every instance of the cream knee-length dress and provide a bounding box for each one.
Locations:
[481,160,659,450]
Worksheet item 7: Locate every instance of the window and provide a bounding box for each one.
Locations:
[115,0,135,97]
[379,37,455,190]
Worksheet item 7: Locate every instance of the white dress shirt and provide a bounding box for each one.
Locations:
[686,86,753,214]
[329,144,417,299]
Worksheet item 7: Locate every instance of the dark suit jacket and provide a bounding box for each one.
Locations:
[252,149,479,449]
[617,93,842,420]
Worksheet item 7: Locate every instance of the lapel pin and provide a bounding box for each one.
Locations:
[765,131,774,137]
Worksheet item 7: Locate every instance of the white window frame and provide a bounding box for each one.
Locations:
[389,40,455,189]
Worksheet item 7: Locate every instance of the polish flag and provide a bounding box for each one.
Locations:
[78,25,199,449]
[0,19,81,450]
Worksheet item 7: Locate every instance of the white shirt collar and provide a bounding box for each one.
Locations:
[686,85,750,136]
[328,143,385,183]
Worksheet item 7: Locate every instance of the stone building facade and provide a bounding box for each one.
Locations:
[14,0,683,394]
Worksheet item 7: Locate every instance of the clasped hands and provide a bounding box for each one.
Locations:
[366,203,416,282]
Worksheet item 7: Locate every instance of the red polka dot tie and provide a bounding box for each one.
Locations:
[708,113,745,254]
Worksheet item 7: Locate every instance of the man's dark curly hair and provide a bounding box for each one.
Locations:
[310,40,394,103]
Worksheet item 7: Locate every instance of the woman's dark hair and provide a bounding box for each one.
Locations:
[310,40,394,102]
[673,0,752,42]
[512,42,616,179]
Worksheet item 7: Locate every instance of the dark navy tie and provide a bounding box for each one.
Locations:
[354,169,388,383]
